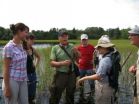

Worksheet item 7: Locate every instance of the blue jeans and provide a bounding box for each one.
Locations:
[79,69,95,89]
[27,72,37,101]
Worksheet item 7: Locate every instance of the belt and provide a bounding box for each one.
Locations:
[56,71,74,75]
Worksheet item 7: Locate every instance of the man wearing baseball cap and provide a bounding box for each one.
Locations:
[49,31,80,104]
[128,25,139,103]
[77,34,95,101]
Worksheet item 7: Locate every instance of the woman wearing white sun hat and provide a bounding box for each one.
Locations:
[77,35,118,104]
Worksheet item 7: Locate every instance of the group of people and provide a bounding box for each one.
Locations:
[49,32,119,104]
[1,22,139,104]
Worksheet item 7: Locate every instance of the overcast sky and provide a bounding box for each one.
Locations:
[0,0,139,30]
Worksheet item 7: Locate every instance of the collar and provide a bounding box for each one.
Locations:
[59,43,69,47]
[81,44,89,47]
[103,52,112,58]
[9,40,22,48]
[9,40,17,46]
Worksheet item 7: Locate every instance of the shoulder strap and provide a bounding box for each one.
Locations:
[59,45,74,62]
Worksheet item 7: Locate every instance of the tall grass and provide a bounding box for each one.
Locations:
[36,47,55,92]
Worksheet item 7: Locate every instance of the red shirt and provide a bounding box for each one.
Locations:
[77,44,95,70]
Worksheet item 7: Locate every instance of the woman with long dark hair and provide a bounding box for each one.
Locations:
[3,23,29,104]
[23,34,40,104]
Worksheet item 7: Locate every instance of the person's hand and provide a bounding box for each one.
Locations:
[61,60,71,66]
[4,86,11,100]
[129,65,136,73]
[93,67,96,71]
[73,47,78,51]
[76,79,84,88]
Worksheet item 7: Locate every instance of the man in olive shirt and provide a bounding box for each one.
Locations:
[49,32,79,104]
[129,26,139,104]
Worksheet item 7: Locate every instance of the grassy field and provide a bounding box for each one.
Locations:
[0,39,135,46]
[0,40,77,45]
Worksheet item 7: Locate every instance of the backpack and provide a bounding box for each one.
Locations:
[106,50,121,91]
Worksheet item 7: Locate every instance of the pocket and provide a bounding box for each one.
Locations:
[49,72,59,95]
[95,82,104,101]
[49,72,59,89]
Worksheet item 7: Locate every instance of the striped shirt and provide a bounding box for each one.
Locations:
[3,40,27,81]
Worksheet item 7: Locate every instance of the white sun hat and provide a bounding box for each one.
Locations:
[81,34,88,40]
[95,35,115,48]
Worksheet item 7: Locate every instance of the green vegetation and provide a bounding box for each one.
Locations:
[0,26,130,40]
[0,40,8,45]
[0,40,77,45]
[36,47,54,91]
[0,39,133,46]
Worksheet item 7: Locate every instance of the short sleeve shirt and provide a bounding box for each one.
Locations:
[77,44,95,69]
[96,53,112,83]
[3,40,27,81]
[50,44,74,73]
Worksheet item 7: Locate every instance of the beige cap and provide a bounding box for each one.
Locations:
[95,35,115,48]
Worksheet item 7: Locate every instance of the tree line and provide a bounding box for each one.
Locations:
[0,26,130,40]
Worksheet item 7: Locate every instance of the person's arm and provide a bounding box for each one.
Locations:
[3,58,11,89]
[77,74,101,86]
[79,74,101,81]
[50,60,71,68]
[50,46,71,68]
[73,47,80,61]
[3,58,12,99]
[2,46,14,98]
[33,48,40,67]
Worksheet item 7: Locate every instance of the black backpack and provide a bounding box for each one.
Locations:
[106,50,121,91]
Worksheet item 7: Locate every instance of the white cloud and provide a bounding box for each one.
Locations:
[0,0,139,30]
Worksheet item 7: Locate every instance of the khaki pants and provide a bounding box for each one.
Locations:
[95,81,114,104]
[49,71,76,104]
[133,97,139,104]
[3,79,28,104]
